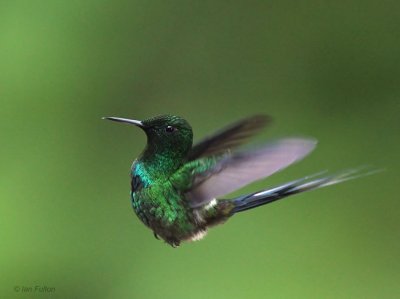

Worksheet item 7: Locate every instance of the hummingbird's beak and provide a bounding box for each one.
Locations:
[102,116,144,128]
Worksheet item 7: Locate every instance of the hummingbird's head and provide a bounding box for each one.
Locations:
[103,114,193,160]
[141,115,193,151]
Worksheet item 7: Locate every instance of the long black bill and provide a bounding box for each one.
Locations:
[102,116,144,127]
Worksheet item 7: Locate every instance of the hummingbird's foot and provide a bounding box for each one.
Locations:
[153,232,160,240]
[165,237,180,248]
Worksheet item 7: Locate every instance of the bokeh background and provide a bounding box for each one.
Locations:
[1,1,399,298]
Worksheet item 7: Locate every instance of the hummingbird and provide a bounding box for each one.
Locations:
[103,114,374,247]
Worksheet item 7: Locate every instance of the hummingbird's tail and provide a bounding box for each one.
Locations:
[231,167,381,214]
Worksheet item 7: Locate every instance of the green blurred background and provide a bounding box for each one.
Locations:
[1,1,399,298]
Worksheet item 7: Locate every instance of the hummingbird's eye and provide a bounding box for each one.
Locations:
[165,125,177,133]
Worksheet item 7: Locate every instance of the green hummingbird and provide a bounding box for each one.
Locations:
[103,114,373,247]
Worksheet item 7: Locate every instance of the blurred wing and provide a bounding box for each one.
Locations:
[187,115,271,161]
[186,138,317,208]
